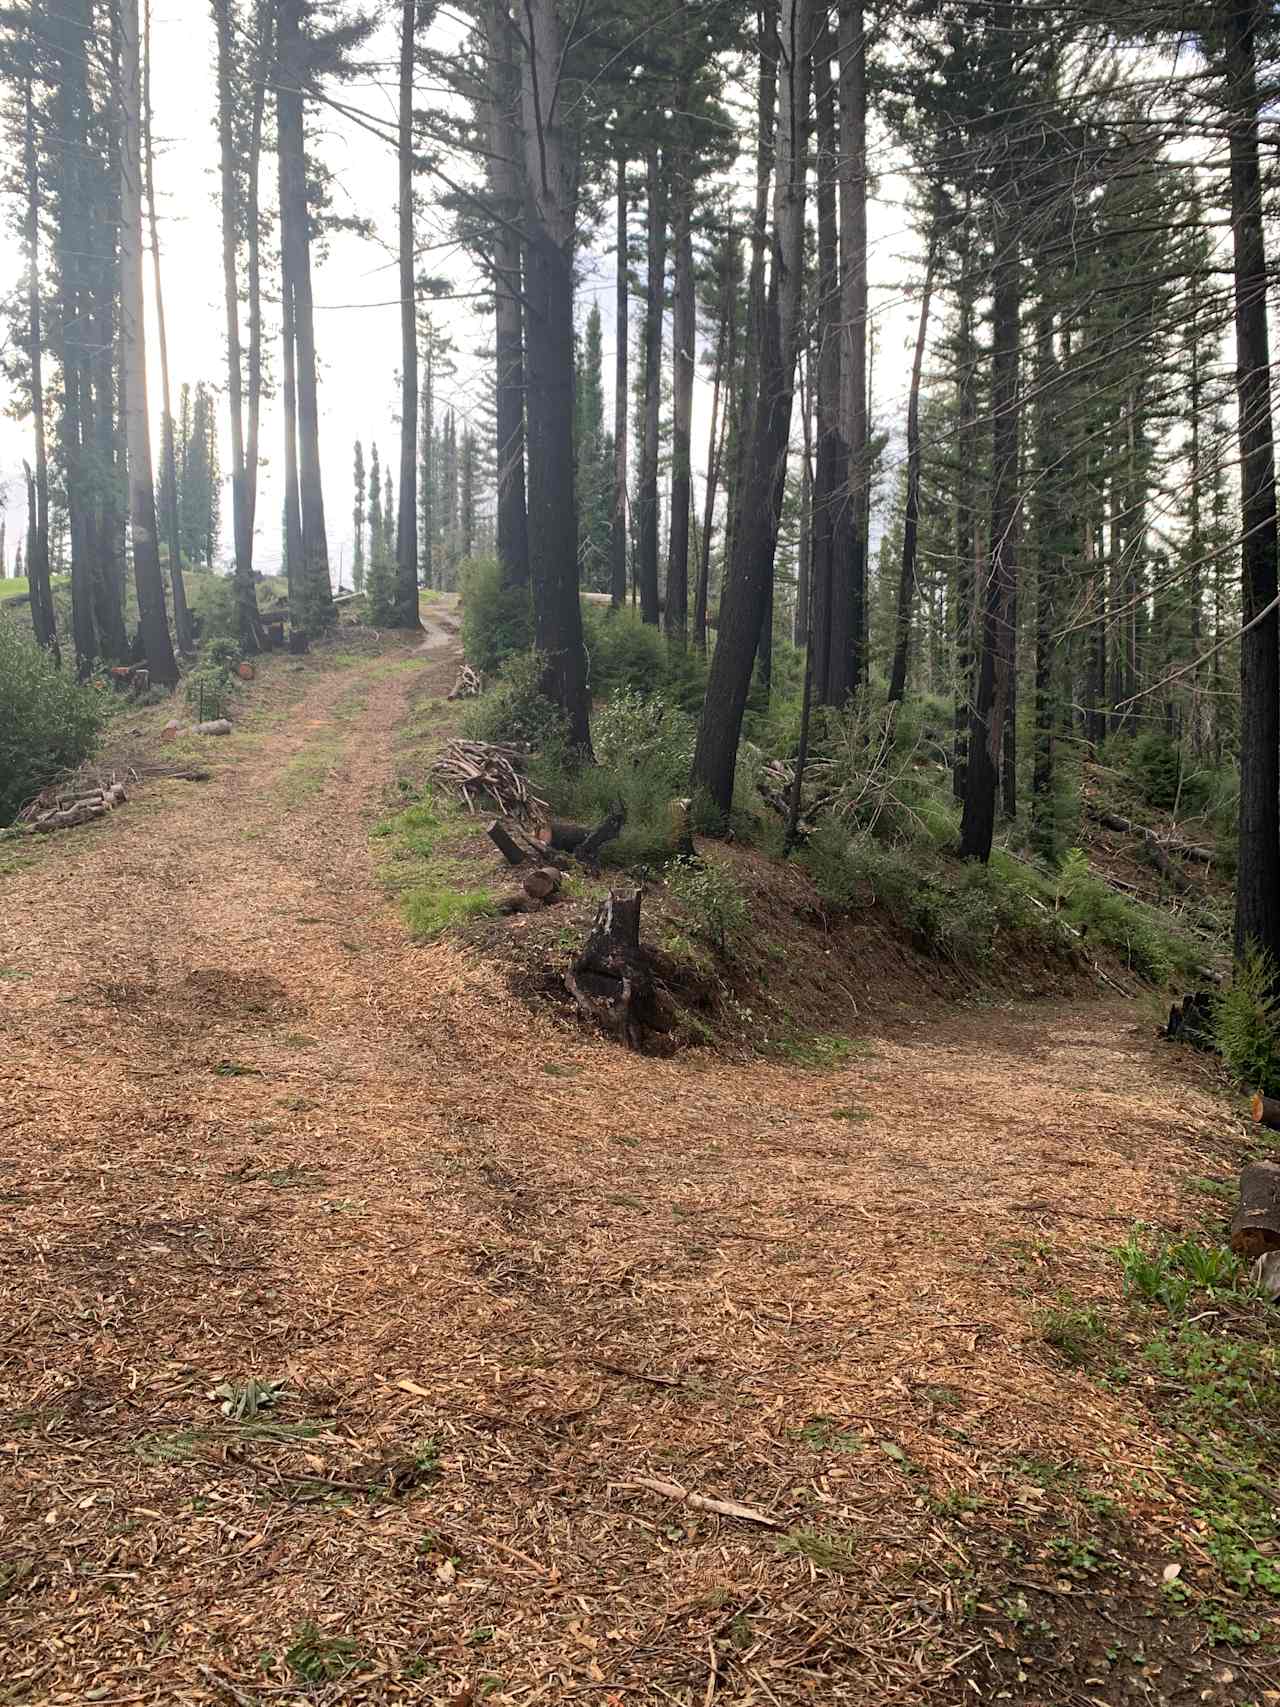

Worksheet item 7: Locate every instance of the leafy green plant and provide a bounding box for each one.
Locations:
[461,649,568,749]
[1214,949,1280,1096]
[284,1622,360,1683]
[460,556,533,672]
[1034,1296,1107,1364]
[665,855,747,953]
[0,617,106,825]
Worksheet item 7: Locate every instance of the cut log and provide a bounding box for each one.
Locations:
[523,866,562,901]
[1230,1161,1280,1258]
[576,804,626,867]
[566,887,649,1050]
[548,820,591,853]
[193,719,233,736]
[489,819,536,866]
[1251,1092,1280,1132]
[1088,806,1215,866]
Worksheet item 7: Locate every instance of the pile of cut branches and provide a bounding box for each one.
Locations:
[431,739,547,823]
[446,663,484,701]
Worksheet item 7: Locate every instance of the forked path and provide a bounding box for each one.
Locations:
[0,628,1247,1706]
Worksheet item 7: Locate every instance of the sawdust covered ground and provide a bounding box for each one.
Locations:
[0,618,1264,1705]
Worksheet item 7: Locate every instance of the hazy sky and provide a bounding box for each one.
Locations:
[0,7,924,583]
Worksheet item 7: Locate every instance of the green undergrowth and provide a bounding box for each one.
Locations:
[1035,1225,1280,1641]
[371,787,497,941]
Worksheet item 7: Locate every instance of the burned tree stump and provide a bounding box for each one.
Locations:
[566,888,650,1050]
[1251,1092,1280,1132]
[575,804,626,868]
[1231,1161,1280,1258]
[1164,991,1217,1051]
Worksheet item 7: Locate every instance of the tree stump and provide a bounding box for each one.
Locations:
[1164,991,1217,1051]
[566,888,650,1050]
[1230,1160,1280,1258]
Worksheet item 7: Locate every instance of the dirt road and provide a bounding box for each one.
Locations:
[0,627,1258,1705]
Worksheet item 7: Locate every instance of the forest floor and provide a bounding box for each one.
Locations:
[1,610,1275,1707]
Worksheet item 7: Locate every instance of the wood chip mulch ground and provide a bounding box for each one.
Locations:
[1,613,1272,1705]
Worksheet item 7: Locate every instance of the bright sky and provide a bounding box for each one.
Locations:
[0,7,924,584]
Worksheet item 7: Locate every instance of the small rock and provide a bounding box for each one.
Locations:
[192,719,232,736]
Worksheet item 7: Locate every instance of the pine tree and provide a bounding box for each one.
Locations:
[352,438,366,594]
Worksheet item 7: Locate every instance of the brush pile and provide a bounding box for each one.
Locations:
[430,739,547,823]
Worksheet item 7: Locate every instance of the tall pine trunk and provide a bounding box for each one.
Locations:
[959,0,1019,863]
[694,240,736,653]
[143,0,192,653]
[394,0,420,628]
[887,225,937,702]
[811,22,840,702]
[666,161,695,646]
[277,0,332,632]
[213,0,265,653]
[691,0,812,816]
[611,156,629,607]
[1223,0,1280,962]
[23,55,57,658]
[488,0,529,589]
[638,145,666,625]
[118,0,177,686]
[833,0,868,701]
[518,0,591,749]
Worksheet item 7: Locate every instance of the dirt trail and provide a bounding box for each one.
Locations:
[0,628,1250,1706]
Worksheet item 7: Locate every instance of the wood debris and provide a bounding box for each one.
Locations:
[446,662,484,700]
[623,1475,783,1528]
[431,739,547,822]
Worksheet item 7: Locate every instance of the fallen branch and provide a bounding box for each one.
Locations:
[447,663,484,700]
[623,1476,781,1529]
[1087,805,1215,867]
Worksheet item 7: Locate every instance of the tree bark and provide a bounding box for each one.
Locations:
[833,0,868,701]
[691,0,812,817]
[638,144,666,626]
[118,0,177,687]
[952,208,977,798]
[611,154,629,607]
[887,225,937,703]
[518,0,592,750]
[22,56,57,659]
[213,0,266,653]
[143,0,192,654]
[1230,1160,1280,1257]
[489,0,530,589]
[666,160,695,647]
[811,24,840,702]
[694,238,735,653]
[959,0,1019,863]
[1222,1,1280,965]
[277,0,333,633]
[394,0,420,629]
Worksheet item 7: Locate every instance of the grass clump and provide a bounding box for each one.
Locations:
[0,616,105,825]
[1034,1295,1108,1365]
[403,886,495,940]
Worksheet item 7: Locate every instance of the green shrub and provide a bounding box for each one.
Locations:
[580,603,666,697]
[0,618,106,825]
[665,855,747,953]
[461,649,568,748]
[592,688,695,796]
[1214,950,1280,1096]
[1053,845,1194,984]
[460,557,533,672]
[184,654,242,721]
